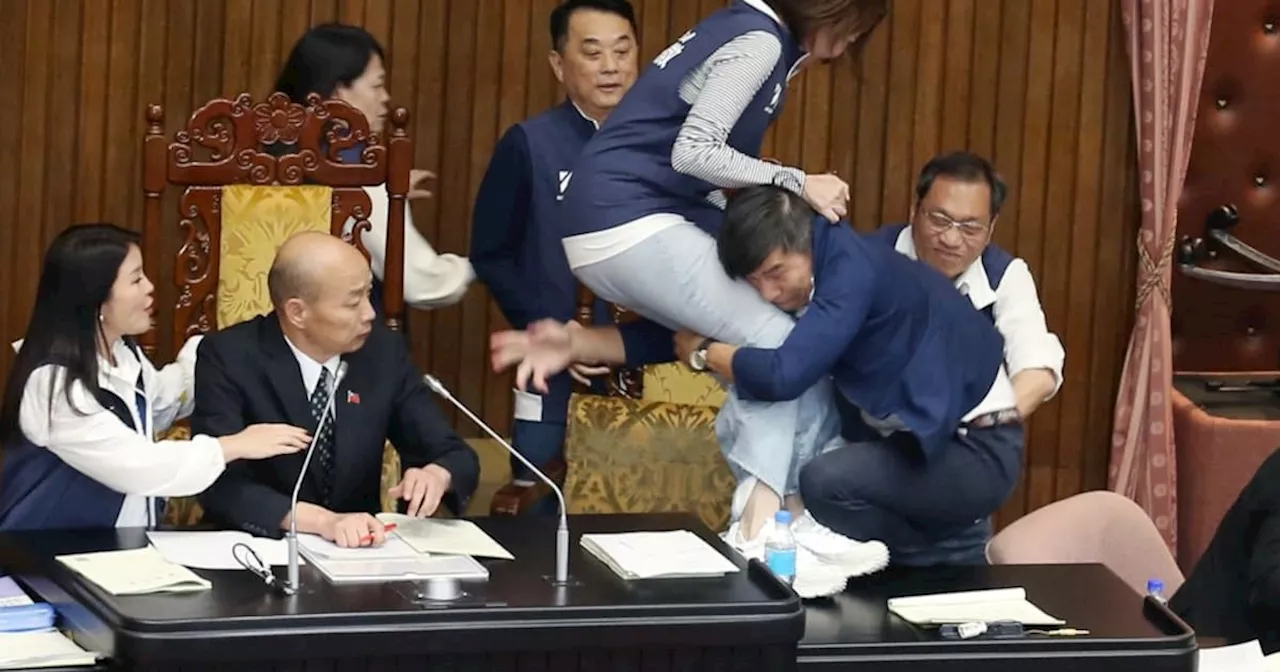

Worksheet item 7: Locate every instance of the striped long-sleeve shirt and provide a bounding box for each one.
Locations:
[672,30,808,208]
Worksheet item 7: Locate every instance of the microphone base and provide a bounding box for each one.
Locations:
[542,574,583,588]
[412,577,466,602]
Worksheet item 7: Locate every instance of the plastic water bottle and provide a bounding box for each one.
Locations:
[764,510,797,584]
[1147,578,1167,604]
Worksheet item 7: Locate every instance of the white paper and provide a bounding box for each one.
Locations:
[146,531,297,570]
[513,388,543,422]
[297,533,420,560]
[56,547,210,595]
[1199,640,1267,672]
[580,530,739,580]
[377,513,515,560]
[0,631,97,669]
[887,587,1065,626]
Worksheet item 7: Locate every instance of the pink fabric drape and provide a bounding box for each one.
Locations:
[1109,0,1215,554]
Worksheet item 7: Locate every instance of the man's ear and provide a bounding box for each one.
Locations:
[282,297,308,330]
[548,49,565,84]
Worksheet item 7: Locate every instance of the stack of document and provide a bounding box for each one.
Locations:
[0,631,96,669]
[0,577,32,608]
[297,533,489,584]
[1197,640,1274,672]
[580,530,739,580]
[56,546,211,595]
[375,513,515,560]
[887,587,1064,626]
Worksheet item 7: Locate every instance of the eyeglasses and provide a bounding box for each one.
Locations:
[921,209,990,238]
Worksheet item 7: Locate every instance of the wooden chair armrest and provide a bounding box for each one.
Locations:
[488,456,568,516]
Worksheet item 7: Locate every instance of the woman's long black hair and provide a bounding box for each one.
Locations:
[0,223,140,446]
[275,23,386,104]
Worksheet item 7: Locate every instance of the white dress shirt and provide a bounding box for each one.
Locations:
[344,185,474,309]
[282,335,340,398]
[894,228,1066,401]
[16,336,223,527]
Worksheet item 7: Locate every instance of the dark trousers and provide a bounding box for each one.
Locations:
[510,420,567,516]
[799,423,1024,565]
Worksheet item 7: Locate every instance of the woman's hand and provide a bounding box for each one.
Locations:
[803,173,850,222]
[219,424,312,462]
[409,169,435,200]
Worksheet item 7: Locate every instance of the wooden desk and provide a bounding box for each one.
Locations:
[0,514,803,672]
[1,516,1198,672]
[799,563,1197,671]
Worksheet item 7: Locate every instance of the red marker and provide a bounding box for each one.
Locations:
[359,523,397,545]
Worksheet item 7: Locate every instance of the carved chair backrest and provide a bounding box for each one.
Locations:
[140,92,412,358]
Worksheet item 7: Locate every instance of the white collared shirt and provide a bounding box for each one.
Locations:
[282,336,341,399]
[894,228,1066,406]
[17,336,223,527]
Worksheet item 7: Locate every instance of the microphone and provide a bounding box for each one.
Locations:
[283,361,349,595]
[423,374,572,586]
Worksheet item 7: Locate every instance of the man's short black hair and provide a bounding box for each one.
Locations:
[549,0,639,52]
[915,151,1008,218]
[719,186,815,279]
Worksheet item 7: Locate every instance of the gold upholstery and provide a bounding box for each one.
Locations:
[563,393,734,532]
[641,363,726,407]
[217,185,332,329]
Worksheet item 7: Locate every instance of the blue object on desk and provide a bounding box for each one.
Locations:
[0,602,56,632]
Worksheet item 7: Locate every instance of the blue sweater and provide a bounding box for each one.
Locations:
[731,218,1006,459]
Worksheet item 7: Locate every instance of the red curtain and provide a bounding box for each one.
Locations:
[1109,0,1215,553]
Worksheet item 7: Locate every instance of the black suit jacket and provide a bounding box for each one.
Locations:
[193,314,480,537]
[1171,447,1280,652]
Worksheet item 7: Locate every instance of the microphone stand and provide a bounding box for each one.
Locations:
[423,375,573,586]
[284,362,348,595]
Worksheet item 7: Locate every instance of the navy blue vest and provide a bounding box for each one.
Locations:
[562,0,804,238]
[0,350,147,531]
[516,101,614,421]
[868,223,1015,322]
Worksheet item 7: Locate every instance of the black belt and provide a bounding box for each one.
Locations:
[965,408,1022,428]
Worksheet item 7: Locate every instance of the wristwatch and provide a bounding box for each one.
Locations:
[689,338,716,371]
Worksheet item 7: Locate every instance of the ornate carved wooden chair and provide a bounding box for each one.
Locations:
[539,283,736,531]
[144,93,412,525]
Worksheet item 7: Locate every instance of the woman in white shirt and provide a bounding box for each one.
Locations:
[0,223,311,531]
[274,23,474,310]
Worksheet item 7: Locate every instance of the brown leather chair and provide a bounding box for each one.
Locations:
[1169,2,1280,571]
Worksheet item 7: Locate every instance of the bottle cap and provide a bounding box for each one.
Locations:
[1147,578,1164,593]
[774,510,792,524]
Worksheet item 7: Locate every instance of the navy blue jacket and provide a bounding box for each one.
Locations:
[562,0,804,238]
[469,100,616,421]
[731,218,1007,460]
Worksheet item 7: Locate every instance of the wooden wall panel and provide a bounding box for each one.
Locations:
[0,0,1138,525]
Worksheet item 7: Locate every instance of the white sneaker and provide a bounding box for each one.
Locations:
[725,522,847,598]
[793,547,851,599]
[721,520,767,561]
[729,476,756,522]
[792,510,890,578]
